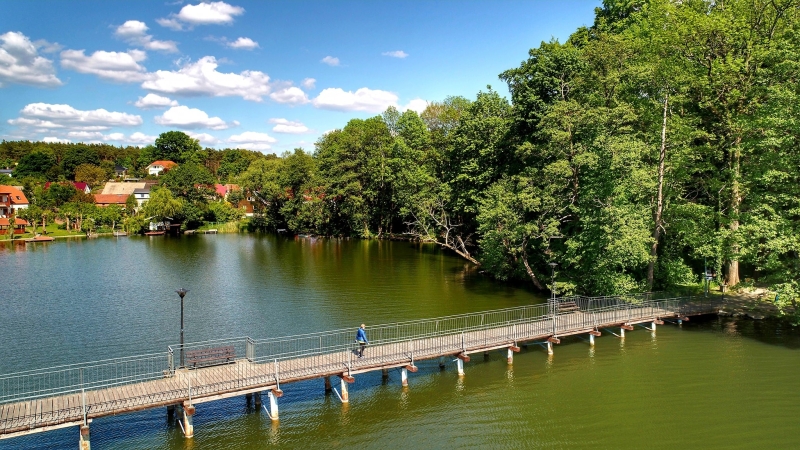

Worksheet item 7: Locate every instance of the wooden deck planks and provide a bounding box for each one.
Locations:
[2,304,697,436]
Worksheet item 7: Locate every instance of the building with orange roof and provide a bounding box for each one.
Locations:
[94,194,129,208]
[0,185,29,217]
[146,161,178,176]
[0,217,28,235]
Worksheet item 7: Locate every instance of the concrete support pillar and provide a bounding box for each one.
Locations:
[484,351,490,360]
[324,376,332,393]
[79,424,90,450]
[254,392,262,408]
[401,368,408,387]
[507,348,514,364]
[340,377,349,403]
[267,390,279,421]
[456,358,464,376]
[547,341,553,355]
[438,357,446,369]
[589,333,595,346]
[167,404,175,419]
[382,369,390,380]
[678,319,683,325]
[181,403,195,438]
[651,321,657,331]
[620,327,625,338]
[246,393,253,406]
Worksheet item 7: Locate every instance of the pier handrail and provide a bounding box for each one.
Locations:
[0,294,719,405]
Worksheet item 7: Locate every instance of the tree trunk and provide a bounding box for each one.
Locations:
[726,138,741,287]
[521,249,545,290]
[647,93,669,291]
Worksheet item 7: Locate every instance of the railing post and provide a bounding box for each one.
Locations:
[246,338,255,361]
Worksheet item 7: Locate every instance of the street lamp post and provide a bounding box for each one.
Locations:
[176,288,189,368]
[549,262,558,335]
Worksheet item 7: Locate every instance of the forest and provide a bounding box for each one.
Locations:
[3,0,799,313]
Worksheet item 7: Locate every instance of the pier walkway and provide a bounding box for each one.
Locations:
[0,295,718,447]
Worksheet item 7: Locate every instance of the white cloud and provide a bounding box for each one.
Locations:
[0,31,62,87]
[227,37,258,49]
[114,21,179,53]
[142,56,271,101]
[67,131,103,139]
[269,118,309,134]
[269,86,309,105]
[115,20,149,38]
[382,50,408,59]
[7,117,63,128]
[32,39,62,54]
[187,131,220,145]
[155,105,236,129]
[403,98,428,114]
[60,49,148,82]
[43,136,70,143]
[312,87,398,113]
[227,131,276,151]
[134,93,179,109]
[104,132,126,141]
[128,131,157,144]
[301,77,315,89]
[11,103,142,130]
[157,17,184,31]
[159,1,245,29]
[321,56,340,66]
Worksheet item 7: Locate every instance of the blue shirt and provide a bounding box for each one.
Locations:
[355,327,368,343]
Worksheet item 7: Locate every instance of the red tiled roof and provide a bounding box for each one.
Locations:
[94,194,129,205]
[0,185,28,204]
[215,184,227,197]
[147,161,177,169]
[45,181,88,191]
[0,218,28,226]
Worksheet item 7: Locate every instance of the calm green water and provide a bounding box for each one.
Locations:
[1,235,798,449]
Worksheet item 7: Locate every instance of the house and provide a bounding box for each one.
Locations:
[133,187,150,207]
[146,160,177,176]
[0,185,29,217]
[224,185,256,217]
[101,182,145,196]
[0,217,28,235]
[215,184,228,198]
[94,194,129,208]
[45,182,91,194]
[115,165,128,177]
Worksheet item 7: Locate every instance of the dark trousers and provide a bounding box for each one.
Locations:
[358,341,366,356]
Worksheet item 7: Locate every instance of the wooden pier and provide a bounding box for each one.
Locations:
[0,296,718,447]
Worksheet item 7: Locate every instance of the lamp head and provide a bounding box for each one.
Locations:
[176,288,189,299]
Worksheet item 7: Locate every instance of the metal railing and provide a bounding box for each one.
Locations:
[0,295,720,411]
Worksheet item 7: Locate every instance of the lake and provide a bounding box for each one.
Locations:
[1,234,798,449]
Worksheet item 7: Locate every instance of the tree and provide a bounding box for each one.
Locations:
[62,145,100,178]
[143,187,184,227]
[74,164,107,187]
[160,161,215,202]
[13,151,56,179]
[17,205,43,235]
[154,131,201,164]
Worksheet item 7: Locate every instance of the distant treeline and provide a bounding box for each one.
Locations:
[5,1,800,311]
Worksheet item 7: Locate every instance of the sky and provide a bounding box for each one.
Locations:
[0,0,600,154]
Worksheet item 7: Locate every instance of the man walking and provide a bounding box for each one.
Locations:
[355,324,368,358]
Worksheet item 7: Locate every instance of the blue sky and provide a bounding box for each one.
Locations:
[0,1,599,154]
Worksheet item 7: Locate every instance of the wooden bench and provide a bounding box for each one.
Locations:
[558,301,581,313]
[185,346,236,368]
